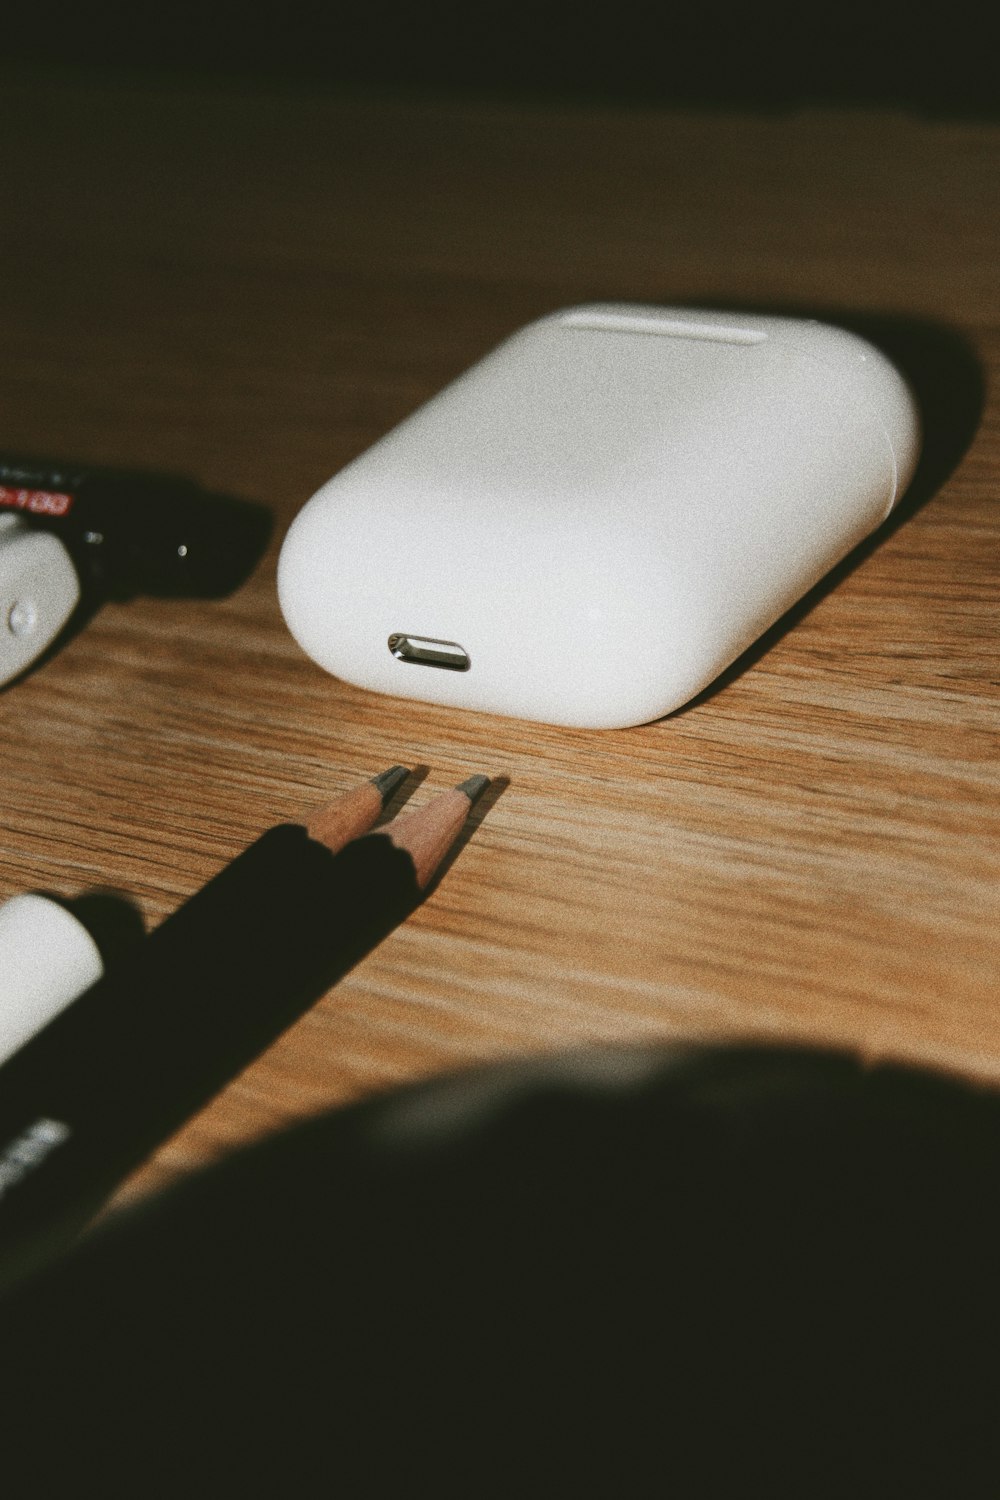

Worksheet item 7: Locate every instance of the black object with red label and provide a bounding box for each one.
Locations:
[0,457,271,600]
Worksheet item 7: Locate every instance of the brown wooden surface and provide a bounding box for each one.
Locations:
[1,75,998,1207]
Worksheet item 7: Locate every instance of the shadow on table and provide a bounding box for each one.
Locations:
[1,1039,998,1496]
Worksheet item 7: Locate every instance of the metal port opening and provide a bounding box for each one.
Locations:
[388,633,471,671]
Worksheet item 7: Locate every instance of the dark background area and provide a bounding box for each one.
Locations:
[5,1,994,117]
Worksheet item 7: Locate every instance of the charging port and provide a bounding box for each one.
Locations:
[388,633,471,671]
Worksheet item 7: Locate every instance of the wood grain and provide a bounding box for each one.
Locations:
[0,76,997,1208]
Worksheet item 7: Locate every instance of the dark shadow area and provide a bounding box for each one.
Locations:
[673,307,984,715]
[5,2,998,119]
[3,1040,1000,1495]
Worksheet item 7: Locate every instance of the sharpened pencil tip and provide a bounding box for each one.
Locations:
[370,765,410,805]
[455,774,490,805]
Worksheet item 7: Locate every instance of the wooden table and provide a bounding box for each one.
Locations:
[1,74,997,1208]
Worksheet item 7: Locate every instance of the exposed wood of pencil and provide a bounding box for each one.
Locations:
[374,778,489,889]
[305,766,408,850]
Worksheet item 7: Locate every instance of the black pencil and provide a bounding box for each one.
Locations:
[0,768,488,1290]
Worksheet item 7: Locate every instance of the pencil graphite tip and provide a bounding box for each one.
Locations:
[456,774,490,805]
[370,765,410,805]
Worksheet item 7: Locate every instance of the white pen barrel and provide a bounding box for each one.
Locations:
[0,894,104,1063]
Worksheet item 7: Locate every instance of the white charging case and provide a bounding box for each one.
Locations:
[278,305,921,729]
